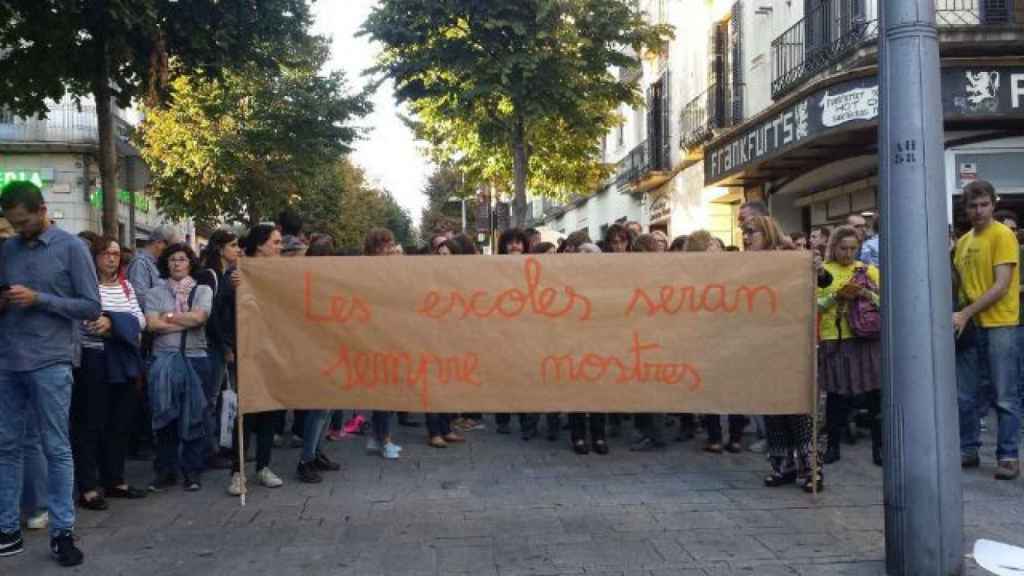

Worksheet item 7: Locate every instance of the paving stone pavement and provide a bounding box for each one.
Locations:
[6,416,1024,576]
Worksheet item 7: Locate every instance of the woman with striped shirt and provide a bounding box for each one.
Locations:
[71,236,148,511]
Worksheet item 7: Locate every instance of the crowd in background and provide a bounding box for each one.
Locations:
[0,177,1019,568]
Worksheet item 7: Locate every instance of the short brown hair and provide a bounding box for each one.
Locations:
[963,180,997,205]
[364,228,395,256]
[632,233,660,253]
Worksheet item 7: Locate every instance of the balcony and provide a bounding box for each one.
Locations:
[0,100,134,148]
[614,140,672,193]
[680,88,715,151]
[771,0,1020,100]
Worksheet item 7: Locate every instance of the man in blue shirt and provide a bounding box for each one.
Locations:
[127,224,180,312]
[0,181,100,567]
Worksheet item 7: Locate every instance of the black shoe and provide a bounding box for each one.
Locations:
[592,439,609,455]
[148,472,177,492]
[675,428,695,442]
[961,453,981,468]
[521,426,538,441]
[182,473,201,492]
[724,441,744,454]
[763,470,798,487]
[496,423,511,435]
[872,446,883,467]
[77,493,108,511]
[546,428,559,442]
[313,451,341,472]
[50,530,83,567]
[0,530,23,557]
[297,461,323,484]
[801,473,824,493]
[572,439,589,455]
[823,444,841,465]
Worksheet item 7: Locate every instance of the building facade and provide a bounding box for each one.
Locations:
[0,98,191,246]
[700,0,1024,235]
[536,0,1024,245]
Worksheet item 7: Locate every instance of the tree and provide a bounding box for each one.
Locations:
[299,157,414,252]
[419,165,478,243]
[136,38,371,226]
[0,0,314,235]
[362,0,672,226]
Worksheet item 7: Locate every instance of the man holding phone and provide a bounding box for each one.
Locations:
[954,180,1021,480]
[0,181,100,566]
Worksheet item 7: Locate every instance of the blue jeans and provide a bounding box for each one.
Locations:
[958,326,1021,460]
[203,351,225,456]
[0,365,76,536]
[22,403,47,516]
[371,411,392,444]
[300,410,328,463]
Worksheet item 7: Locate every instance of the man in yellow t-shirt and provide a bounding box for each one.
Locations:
[954,180,1021,480]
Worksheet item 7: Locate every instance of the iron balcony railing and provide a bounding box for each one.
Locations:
[614,141,651,190]
[680,87,714,150]
[0,101,133,146]
[771,0,1018,100]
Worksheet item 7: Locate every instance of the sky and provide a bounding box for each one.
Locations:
[312,0,432,226]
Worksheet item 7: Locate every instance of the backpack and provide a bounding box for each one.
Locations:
[844,266,881,339]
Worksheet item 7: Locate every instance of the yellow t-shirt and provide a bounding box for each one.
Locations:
[955,221,1020,328]
[818,261,880,341]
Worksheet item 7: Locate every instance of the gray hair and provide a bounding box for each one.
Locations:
[149,225,180,245]
[578,243,602,254]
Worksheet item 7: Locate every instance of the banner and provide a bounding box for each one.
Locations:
[237,252,815,415]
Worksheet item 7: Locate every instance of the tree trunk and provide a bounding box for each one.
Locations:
[510,116,529,228]
[92,38,119,238]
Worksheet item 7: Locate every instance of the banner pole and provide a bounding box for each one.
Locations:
[237,410,246,507]
[811,254,820,497]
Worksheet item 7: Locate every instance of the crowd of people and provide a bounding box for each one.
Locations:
[0,177,1018,567]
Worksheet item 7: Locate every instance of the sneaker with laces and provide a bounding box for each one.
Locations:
[382,442,401,459]
[366,438,380,453]
[257,467,284,488]
[50,530,83,567]
[0,530,23,557]
[995,459,1020,480]
[227,472,246,496]
[26,510,48,531]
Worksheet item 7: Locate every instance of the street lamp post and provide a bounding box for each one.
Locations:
[879,1,963,574]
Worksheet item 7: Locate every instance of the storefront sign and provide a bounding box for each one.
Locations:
[90,188,151,213]
[1,170,48,188]
[821,86,879,127]
[706,66,1024,185]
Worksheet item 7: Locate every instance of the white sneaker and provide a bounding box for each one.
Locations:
[26,510,48,531]
[257,467,284,488]
[382,442,401,460]
[366,438,380,454]
[748,438,767,453]
[227,472,246,496]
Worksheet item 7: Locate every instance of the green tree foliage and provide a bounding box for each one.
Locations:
[362,0,672,226]
[299,157,414,253]
[136,38,371,227]
[419,165,478,243]
[0,0,315,235]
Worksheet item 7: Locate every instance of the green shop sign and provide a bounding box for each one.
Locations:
[1,170,46,188]
[90,188,151,213]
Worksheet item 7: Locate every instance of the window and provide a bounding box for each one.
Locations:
[646,72,670,171]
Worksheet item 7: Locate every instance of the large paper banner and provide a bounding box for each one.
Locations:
[237,252,815,414]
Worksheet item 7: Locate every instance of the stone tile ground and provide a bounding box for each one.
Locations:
[6,416,1023,575]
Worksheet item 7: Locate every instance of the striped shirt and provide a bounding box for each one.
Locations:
[81,281,147,350]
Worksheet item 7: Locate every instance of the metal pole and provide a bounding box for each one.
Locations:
[461,198,467,234]
[879,1,963,574]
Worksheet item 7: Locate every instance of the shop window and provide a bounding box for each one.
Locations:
[955,152,1024,194]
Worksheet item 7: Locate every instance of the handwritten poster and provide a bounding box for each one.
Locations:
[236,252,815,415]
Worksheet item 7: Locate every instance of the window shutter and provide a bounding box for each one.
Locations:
[660,71,671,170]
[731,2,744,125]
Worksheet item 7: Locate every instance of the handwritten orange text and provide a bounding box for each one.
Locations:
[321,344,480,409]
[540,331,702,390]
[417,257,592,322]
[304,272,372,325]
[625,284,778,318]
